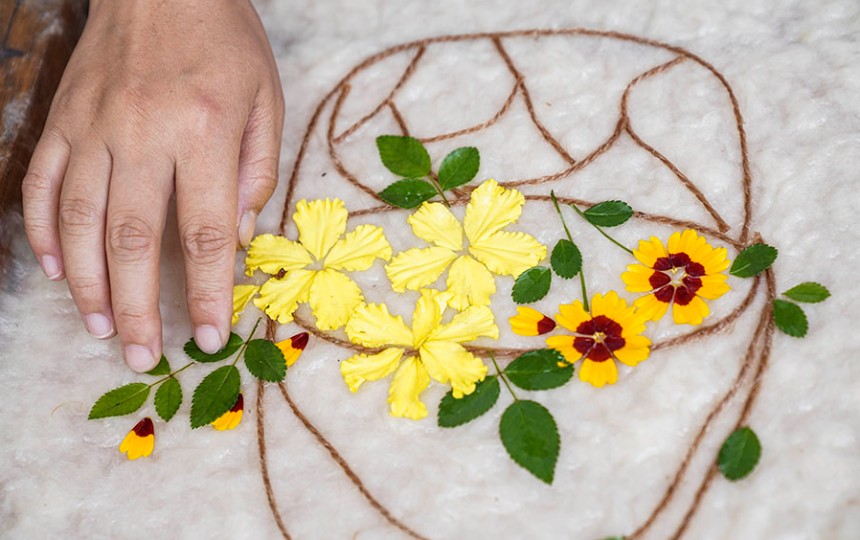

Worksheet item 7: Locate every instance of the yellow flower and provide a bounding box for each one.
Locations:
[246,199,392,330]
[385,180,546,311]
[232,284,259,325]
[211,394,244,431]
[119,417,155,460]
[621,229,730,325]
[275,332,309,367]
[508,306,556,336]
[546,292,651,388]
[340,289,498,420]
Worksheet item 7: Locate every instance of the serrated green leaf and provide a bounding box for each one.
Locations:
[438,376,500,428]
[154,377,182,422]
[378,178,437,209]
[245,339,287,382]
[190,366,240,428]
[772,299,808,337]
[550,239,582,279]
[505,349,573,390]
[438,147,479,191]
[500,400,560,484]
[783,282,830,303]
[512,266,552,304]
[88,383,150,420]
[730,243,778,278]
[718,426,761,481]
[146,355,171,376]
[376,135,431,177]
[184,333,243,363]
[582,200,633,227]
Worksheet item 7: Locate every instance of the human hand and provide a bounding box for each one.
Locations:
[22,0,284,372]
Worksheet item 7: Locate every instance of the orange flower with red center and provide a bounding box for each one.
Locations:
[622,229,730,325]
[119,417,155,460]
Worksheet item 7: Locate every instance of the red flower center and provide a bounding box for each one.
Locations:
[649,252,705,306]
[573,315,625,363]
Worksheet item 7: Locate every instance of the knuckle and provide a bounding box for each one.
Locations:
[108,215,157,262]
[185,91,226,132]
[59,197,102,233]
[113,304,153,327]
[21,170,54,202]
[181,223,233,264]
[67,274,105,301]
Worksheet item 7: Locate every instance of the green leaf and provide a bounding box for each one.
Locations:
[244,339,287,382]
[154,377,182,422]
[499,400,560,484]
[438,376,500,428]
[376,135,431,178]
[582,200,633,227]
[730,243,778,278]
[783,282,830,303]
[512,266,552,304]
[438,146,480,190]
[184,332,243,363]
[772,299,808,337]
[378,178,437,209]
[550,239,582,279]
[717,426,762,481]
[88,383,150,420]
[190,365,241,428]
[505,349,573,390]
[146,355,171,376]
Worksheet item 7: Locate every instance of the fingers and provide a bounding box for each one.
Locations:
[236,92,284,247]
[22,129,71,280]
[106,154,173,372]
[176,138,240,355]
[58,141,115,339]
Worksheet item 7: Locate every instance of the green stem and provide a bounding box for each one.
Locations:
[427,173,451,207]
[489,353,518,402]
[551,191,590,311]
[149,362,194,387]
[232,317,263,366]
[569,202,634,256]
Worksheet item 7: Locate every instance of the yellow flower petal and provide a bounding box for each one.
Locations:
[407,202,463,251]
[546,335,582,364]
[294,198,347,261]
[614,343,651,367]
[244,234,313,276]
[254,269,316,324]
[672,295,710,325]
[556,301,590,333]
[430,306,499,343]
[419,340,488,398]
[388,356,430,420]
[411,289,445,347]
[324,224,392,271]
[697,273,731,300]
[345,302,413,348]
[119,418,154,461]
[469,230,546,278]
[386,246,458,292]
[341,348,405,392]
[509,306,556,336]
[697,246,731,275]
[463,179,525,244]
[275,332,309,367]
[307,268,363,331]
[633,236,668,267]
[621,264,657,293]
[579,359,618,388]
[446,255,496,311]
[232,285,259,325]
[211,394,244,431]
[633,293,670,321]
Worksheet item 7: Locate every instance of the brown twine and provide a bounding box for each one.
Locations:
[267,29,764,539]
[256,376,293,540]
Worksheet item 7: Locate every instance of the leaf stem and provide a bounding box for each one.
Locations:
[149,362,194,388]
[232,317,263,367]
[551,191,589,311]
[489,353,518,402]
[569,202,634,256]
[427,173,450,207]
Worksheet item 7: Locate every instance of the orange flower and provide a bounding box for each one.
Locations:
[119,418,155,460]
[211,394,244,431]
[275,332,309,367]
[509,306,556,336]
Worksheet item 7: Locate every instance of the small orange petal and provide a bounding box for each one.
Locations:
[211,394,244,431]
[276,332,309,367]
[508,306,556,336]
[119,417,155,460]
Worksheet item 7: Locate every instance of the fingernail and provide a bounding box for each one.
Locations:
[195,324,223,354]
[238,211,257,248]
[84,313,115,339]
[40,255,63,280]
[125,344,157,372]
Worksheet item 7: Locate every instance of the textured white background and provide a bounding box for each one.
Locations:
[2,0,859,539]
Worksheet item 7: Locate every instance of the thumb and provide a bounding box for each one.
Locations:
[236,93,284,247]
